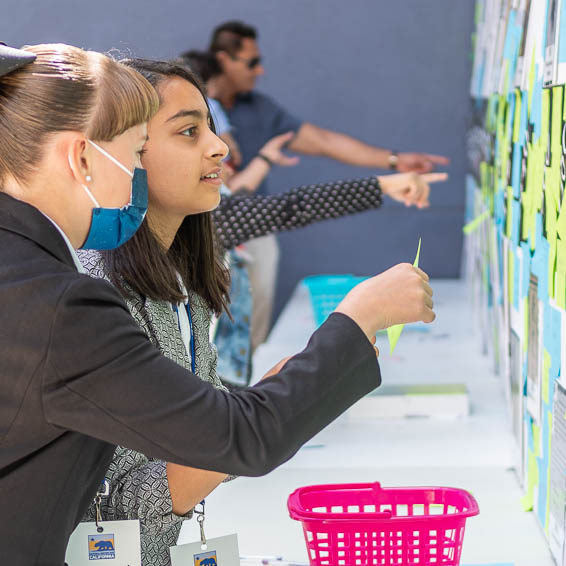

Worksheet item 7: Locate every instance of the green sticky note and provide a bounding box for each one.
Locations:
[547,185,558,298]
[558,201,566,240]
[521,447,539,512]
[552,86,564,157]
[542,89,550,155]
[387,238,422,353]
[506,187,514,239]
[414,237,421,266]
[549,236,557,299]
[533,140,545,213]
[463,210,490,234]
[513,88,522,143]
[556,239,566,309]
[549,164,561,212]
[521,493,534,512]
[475,0,481,25]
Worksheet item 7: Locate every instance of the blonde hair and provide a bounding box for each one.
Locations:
[0,43,159,185]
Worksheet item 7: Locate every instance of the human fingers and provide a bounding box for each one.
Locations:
[416,182,430,208]
[424,153,450,165]
[272,131,296,147]
[420,172,449,184]
[413,266,430,282]
[422,279,433,298]
[279,155,301,167]
[404,173,424,206]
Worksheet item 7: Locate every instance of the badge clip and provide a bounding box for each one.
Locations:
[94,480,110,533]
[194,500,207,550]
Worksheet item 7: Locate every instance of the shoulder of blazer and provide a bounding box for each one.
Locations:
[0,192,76,269]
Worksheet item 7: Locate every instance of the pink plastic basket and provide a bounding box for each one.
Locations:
[287,482,479,566]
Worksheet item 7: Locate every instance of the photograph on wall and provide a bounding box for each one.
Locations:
[516,0,533,86]
[555,0,566,83]
[527,273,542,422]
[510,328,525,484]
[521,0,546,91]
[549,382,566,562]
[544,0,562,84]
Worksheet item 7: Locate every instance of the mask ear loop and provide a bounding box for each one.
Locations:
[88,140,134,178]
[68,154,101,208]
[87,140,136,207]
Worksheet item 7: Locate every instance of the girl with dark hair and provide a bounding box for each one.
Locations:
[77,58,441,566]
[0,42,433,566]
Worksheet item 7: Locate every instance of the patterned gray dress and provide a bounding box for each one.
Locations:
[77,177,383,565]
[79,250,227,566]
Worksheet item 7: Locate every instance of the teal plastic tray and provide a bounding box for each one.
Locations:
[302,274,368,327]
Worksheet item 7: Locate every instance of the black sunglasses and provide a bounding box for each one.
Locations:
[232,55,262,70]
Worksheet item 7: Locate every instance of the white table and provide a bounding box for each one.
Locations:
[179,279,553,566]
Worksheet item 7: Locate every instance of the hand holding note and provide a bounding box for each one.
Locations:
[377,172,448,208]
[387,238,422,353]
[334,241,434,343]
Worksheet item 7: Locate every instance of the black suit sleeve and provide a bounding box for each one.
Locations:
[43,276,380,476]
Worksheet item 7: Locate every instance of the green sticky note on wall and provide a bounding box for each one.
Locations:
[552,86,563,157]
[542,89,550,155]
[505,187,513,239]
[513,88,522,143]
[387,239,422,353]
[463,210,490,234]
[521,448,539,512]
[556,239,566,310]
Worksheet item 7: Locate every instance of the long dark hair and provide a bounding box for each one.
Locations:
[100,58,230,316]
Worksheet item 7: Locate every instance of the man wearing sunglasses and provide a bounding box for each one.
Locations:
[201,19,449,351]
[206,20,448,179]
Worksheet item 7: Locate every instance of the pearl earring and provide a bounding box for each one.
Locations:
[85,175,92,182]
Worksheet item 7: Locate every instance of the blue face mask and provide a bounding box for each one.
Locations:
[78,140,148,250]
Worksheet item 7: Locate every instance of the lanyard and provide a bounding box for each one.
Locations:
[194,499,207,547]
[94,479,110,532]
[173,300,196,374]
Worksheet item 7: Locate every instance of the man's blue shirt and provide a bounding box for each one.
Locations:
[225,91,303,194]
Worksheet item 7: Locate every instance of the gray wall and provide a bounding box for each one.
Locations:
[1,0,474,321]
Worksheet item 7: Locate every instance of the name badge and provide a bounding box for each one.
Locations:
[65,520,141,565]
[170,533,240,566]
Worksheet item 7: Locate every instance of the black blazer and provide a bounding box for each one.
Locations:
[0,192,380,565]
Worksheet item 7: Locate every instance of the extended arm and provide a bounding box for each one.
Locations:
[214,176,383,249]
[288,122,449,173]
[44,276,380,477]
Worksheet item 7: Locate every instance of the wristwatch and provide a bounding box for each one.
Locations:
[257,153,274,167]
[388,150,399,170]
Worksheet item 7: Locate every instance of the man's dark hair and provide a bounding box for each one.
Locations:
[101,58,231,316]
[209,21,257,55]
[177,50,221,83]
